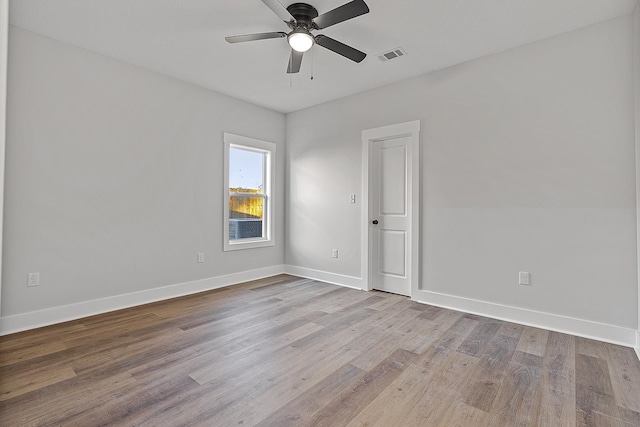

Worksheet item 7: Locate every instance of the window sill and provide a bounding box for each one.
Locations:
[224,239,275,252]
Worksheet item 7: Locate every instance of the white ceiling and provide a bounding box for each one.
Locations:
[9,0,638,113]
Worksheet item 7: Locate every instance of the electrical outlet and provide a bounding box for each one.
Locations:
[518,272,530,286]
[350,194,356,204]
[27,273,39,287]
[197,253,205,263]
[332,249,339,258]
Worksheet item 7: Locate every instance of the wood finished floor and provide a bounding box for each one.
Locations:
[1,275,639,426]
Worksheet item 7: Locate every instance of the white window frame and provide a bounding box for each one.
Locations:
[223,132,276,251]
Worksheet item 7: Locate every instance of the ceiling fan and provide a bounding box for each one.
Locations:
[225,0,370,74]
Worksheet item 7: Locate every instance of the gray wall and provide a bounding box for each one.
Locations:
[286,15,638,328]
[3,27,285,316]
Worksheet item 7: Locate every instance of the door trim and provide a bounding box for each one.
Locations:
[361,120,420,297]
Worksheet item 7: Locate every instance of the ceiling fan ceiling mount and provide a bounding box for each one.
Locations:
[225,0,369,74]
[285,3,318,30]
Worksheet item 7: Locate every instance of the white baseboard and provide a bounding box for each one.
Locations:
[635,330,640,362]
[283,265,363,290]
[0,265,285,336]
[414,289,637,348]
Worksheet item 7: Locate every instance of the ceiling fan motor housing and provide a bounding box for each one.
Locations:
[286,3,319,30]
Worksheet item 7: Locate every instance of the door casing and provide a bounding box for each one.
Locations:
[361,120,421,298]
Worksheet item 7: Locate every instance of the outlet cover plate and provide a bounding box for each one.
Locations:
[28,273,40,287]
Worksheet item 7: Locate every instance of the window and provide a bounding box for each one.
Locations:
[223,133,276,251]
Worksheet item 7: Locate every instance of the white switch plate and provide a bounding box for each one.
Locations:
[332,249,339,258]
[197,253,205,263]
[350,194,356,204]
[28,272,39,287]
[518,272,530,285]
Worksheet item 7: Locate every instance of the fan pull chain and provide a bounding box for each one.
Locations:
[310,47,314,81]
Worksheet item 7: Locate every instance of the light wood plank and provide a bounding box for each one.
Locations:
[606,344,640,413]
[538,331,576,427]
[254,364,366,427]
[462,334,519,412]
[486,362,542,426]
[303,348,418,427]
[401,351,481,425]
[516,326,549,357]
[456,318,503,357]
[0,366,77,402]
[575,353,620,423]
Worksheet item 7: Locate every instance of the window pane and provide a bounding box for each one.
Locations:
[229,147,264,193]
[229,195,264,240]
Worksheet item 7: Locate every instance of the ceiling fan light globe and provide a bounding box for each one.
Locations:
[288,31,314,52]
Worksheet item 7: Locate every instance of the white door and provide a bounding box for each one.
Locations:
[362,121,420,298]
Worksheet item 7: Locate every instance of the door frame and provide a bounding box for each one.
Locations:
[361,120,421,298]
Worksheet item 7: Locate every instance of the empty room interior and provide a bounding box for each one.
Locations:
[1,0,640,425]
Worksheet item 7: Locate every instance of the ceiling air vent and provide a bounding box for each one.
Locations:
[378,47,407,62]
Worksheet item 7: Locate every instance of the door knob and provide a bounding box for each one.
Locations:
[372,220,379,225]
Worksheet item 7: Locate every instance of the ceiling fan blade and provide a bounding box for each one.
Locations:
[312,0,369,29]
[287,50,303,74]
[262,0,295,23]
[225,32,287,43]
[315,35,366,63]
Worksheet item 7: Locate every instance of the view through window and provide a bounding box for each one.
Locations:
[229,147,265,240]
